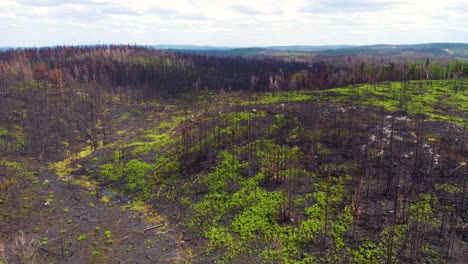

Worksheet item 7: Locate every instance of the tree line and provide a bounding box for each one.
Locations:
[1,45,467,96]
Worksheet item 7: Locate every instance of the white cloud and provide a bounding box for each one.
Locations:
[0,0,467,46]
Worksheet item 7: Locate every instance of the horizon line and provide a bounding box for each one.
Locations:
[1,42,468,49]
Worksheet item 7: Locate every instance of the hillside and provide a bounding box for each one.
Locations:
[165,43,468,59]
[0,46,467,263]
[318,43,468,58]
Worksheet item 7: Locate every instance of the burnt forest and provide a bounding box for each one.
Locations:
[0,45,467,263]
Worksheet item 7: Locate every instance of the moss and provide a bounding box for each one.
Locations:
[221,111,266,124]
[245,91,312,105]
[320,80,468,126]
[39,237,49,246]
[99,195,111,204]
[126,200,146,213]
[104,230,112,239]
[50,146,93,177]
[120,112,131,121]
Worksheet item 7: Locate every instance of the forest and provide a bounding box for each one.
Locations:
[0,45,467,263]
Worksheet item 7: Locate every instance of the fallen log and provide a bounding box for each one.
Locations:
[143,223,164,233]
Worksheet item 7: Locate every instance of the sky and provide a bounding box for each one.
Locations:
[0,0,467,47]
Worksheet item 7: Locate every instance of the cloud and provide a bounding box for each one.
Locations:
[300,0,402,14]
[0,0,466,47]
[16,0,98,6]
[231,4,260,15]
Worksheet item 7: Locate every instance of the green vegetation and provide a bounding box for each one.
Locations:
[77,234,87,241]
[104,230,112,239]
[245,91,312,105]
[99,158,153,199]
[0,127,25,153]
[39,237,49,246]
[185,142,355,262]
[434,183,464,194]
[322,79,468,126]
[351,240,384,264]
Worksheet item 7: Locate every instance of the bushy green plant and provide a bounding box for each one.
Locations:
[205,226,237,256]
[231,189,282,241]
[351,240,384,264]
[202,151,246,193]
[98,162,123,182]
[409,194,440,226]
[104,230,112,239]
[434,183,463,194]
[124,159,152,193]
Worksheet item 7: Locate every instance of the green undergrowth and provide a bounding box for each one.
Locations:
[220,110,267,123]
[186,142,354,263]
[127,116,184,156]
[0,127,25,154]
[245,91,313,105]
[221,79,468,126]
[96,115,185,201]
[321,79,468,126]
[49,146,93,178]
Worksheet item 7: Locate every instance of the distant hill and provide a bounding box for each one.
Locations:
[156,43,468,59]
[317,43,468,58]
[0,47,16,51]
[149,44,355,52]
[149,45,235,51]
[151,45,355,57]
[266,45,356,51]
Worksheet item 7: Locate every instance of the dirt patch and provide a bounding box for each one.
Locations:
[0,163,180,264]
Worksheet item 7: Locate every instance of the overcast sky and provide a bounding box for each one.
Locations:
[0,0,467,47]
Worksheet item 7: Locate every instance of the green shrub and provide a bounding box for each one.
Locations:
[124,159,152,193]
[77,234,87,241]
[104,230,112,239]
[98,162,123,182]
[202,151,246,193]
